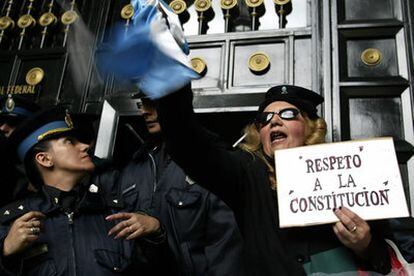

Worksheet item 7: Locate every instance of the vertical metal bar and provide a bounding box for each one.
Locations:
[40,0,55,48]
[62,0,76,47]
[0,0,14,45]
[124,18,130,38]
[18,0,35,50]
[224,9,230,32]
[122,2,133,37]
[278,5,284,28]
[62,24,70,46]
[251,7,256,30]
[198,11,203,35]
[288,35,294,84]
[330,0,341,142]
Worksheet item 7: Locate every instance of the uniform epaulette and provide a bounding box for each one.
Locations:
[105,193,124,209]
[0,200,29,224]
[185,175,196,185]
[85,183,124,210]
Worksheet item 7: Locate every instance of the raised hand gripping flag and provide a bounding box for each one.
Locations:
[99,0,199,99]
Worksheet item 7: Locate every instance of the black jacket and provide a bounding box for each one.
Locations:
[389,218,414,263]
[117,143,243,276]
[157,86,392,275]
[0,133,33,207]
[0,133,16,207]
[0,172,173,276]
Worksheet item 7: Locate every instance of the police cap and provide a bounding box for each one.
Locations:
[9,106,78,162]
[258,85,324,119]
[0,94,40,125]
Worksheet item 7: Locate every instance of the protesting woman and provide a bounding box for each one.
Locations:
[156,84,391,275]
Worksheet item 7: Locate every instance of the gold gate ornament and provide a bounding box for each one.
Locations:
[195,0,212,12]
[61,10,78,25]
[191,57,207,75]
[273,0,290,5]
[248,52,270,73]
[245,0,264,8]
[26,68,45,86]
[361,48,382,66]
[17,14,36,29]
[169,0,187,14]
[39,12,57,27]
[0,16,15,30]
[221,0,238,10]
[121,4,134,19]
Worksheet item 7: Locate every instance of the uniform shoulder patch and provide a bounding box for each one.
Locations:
[0,200,29,225]
[185,176,196,185]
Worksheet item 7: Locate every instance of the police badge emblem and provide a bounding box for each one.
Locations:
[5,94,15,112]
[65,110,74,128]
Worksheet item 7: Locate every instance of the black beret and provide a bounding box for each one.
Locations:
[8,106,78,162]
[0,94,40,122]
[258,85,324,119]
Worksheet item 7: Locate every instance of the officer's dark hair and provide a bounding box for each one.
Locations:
[24,139,52,189]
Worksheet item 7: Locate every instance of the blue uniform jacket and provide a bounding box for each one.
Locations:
[0,173,173,276]
[117,143,243,276]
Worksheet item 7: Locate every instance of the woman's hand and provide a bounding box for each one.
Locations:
[3,211,45,256]
[106,212,161,240]
[332,206,372,257]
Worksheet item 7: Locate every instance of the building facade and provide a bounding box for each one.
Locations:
[1,0,413,216]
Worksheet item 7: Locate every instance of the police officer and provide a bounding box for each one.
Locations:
[0,94,40,206]
[0,94,40,138]
[116,96,243,276]
[0,106,175,275]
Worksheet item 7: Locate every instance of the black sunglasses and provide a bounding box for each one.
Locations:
[255,108,300,127]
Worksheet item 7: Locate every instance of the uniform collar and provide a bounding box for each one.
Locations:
[0,181,123,225]
[42,181,111,213]
[133,140,164,160]
[43,185,83,212]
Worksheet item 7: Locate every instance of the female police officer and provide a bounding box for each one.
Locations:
[0,107,175,275]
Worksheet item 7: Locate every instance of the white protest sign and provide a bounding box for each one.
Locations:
[275,137,409,228]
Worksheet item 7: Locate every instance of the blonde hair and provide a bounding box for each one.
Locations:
[238,112,327,189]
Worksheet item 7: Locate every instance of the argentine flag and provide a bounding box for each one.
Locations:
[100,0,199,99]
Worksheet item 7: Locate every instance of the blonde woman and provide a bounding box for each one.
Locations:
[157,84,391,275]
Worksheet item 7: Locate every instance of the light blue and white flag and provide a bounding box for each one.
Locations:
[99,0,199,99]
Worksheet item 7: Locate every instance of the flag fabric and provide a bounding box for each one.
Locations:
[99,0,199,99]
